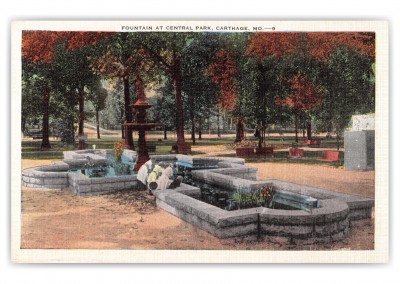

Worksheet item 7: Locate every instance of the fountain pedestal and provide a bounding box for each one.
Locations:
[124,96,160,172]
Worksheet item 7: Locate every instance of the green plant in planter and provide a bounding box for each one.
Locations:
[114,141,124,162]
[232,185,274,209]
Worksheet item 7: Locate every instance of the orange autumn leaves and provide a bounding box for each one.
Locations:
[22,31,112,63]
[246,32,300,59]
[245,32,374,113]
[246,32,375,60]
[207,49,237,112]
[276,74,323,113]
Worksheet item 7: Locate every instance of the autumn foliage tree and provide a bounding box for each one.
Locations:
[207,49,243,141]
[276,74,322,143]
[181,34,219,145]
[90,32,154,149]
[22,31,111,149]
[139,33,197,154]
[246,31,375,141]
[22,31,65,149]
[208,49,237,112]
[247,32,374,61]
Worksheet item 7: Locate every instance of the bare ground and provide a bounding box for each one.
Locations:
[20,148,375,250]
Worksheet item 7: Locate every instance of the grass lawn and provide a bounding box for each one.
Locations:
[21,134,344,167]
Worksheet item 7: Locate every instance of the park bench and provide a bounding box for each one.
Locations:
[304,139,321,147]
[319,150,339,162]
[288,147,304,158]
[171,142,192,154]
[25,128,42,139]
[236,146,274,158]
[255,146,274,157]
[77,134,88,150]
[236,147,254,157]
[147,145,156,152]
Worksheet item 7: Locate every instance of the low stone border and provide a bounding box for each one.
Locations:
[22,151,374,243]
[63,149,110,169]
[269,180,374,221]
[22,161,70,189]
[154,186,351,243]
[154,161,374,243]
[68,172,140,195]
[22,152,245,195]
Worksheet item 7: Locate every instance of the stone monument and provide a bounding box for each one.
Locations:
[344,114,375,171]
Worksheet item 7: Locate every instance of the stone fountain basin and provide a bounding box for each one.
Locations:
[154,185,351,244]
[154,179,373,244]
[153,160,373,244]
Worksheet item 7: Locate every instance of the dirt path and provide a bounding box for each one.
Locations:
[248,162,374,198]
[20,157,375,250]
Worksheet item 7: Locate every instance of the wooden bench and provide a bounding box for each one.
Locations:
[171,143,192,154]
[77,134,88,150]
[236,147,274,157]
[26,128,42,139]
[319,150,339,162]
[147,145,156,152]
[255,146,274,157]
[236,147,254,157]
[304,139,321,147]
[288,147,304,158]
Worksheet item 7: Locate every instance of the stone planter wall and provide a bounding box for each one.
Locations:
[21,162,70,189]
[155,187,351,243]
[68,173,139,195]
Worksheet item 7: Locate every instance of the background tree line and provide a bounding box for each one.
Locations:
[21,31,375,150]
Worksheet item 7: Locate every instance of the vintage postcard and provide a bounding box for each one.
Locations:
[11,20,388,263]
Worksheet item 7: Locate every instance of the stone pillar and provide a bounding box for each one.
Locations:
[344,114,375,171]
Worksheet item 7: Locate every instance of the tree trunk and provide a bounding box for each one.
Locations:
[198,119,202,140]
[67,113,75,144]
[191,110,196,145]
[96,109,100,139]
[77,84,85,150]
[121,123,125,139]
[78,85,85,135]
[164,127,168,140]
[235,116,244,143]
[294,112,299,143]
[336,127,340,151]
[21,116,26,134]
[208,117,211,136]
[217,111,221,138]
[41,83,51,150]
[123,76,134,150]
[306,121,312,140]
[172,57,186,153]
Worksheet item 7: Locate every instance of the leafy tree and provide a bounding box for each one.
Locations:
[150,79,177,140]
[315,47,375,148]
[99,80,125,131]
[239,56,285,146]
[208,48,242,141]
[90,32,155,149]
[181,33,219,144]
[22,31,63,149]
[22,31,110,148]
[86,80,108,139]
[246,32,375,142]
[140,33,199,153]
[276,74,323,143]
[21,75,44,133]
[219,33,253,142]
[51,41,101,147]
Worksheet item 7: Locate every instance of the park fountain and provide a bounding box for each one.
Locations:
[22,151,374,244]
[124,77,160,172]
